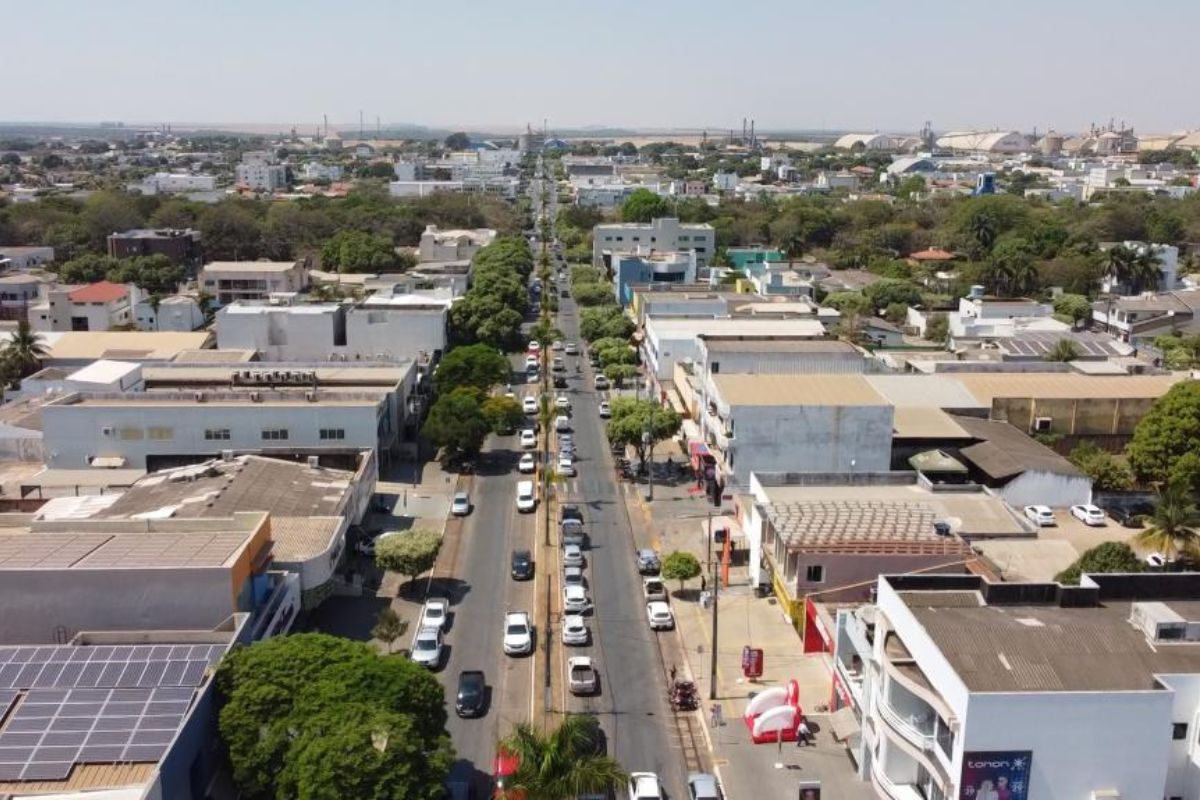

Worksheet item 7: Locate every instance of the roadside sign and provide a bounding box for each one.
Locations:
[742,647,763,679]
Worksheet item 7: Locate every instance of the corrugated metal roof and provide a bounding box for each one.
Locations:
[953,373,1182,404]
[712,374,887,406]
[864,376,986,409]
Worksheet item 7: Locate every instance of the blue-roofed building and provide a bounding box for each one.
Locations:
[726,247,785,273]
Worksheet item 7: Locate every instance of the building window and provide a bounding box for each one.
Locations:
[71,317,89,331]
[711,362,720,374]
[261,428,289,441]
[1174,723,1188,740]
[147,427,174,440]
[204,428,231,441]
[805,565,825,583]
[319,428,345,441]
[118,427,144,440]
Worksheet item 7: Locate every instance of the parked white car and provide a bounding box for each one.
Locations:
[647,601,674,631]
[420,598,449,631]
[561,615,588,645]
[503,611,533,655]
[628,772,664,800]
[451,492,471,516]
[557,454,576,477]
[1070,504,1107,526]
[555,415,571,432]
[410,626,443,669]
[516,480,536,513]
[522,396,538,414]
[1023,505,1056,527]
[555,396,570,411]
[598,401,611,418]
[563,566,585,588]
[520,429,537,449]
[563,584,590,613]
[563,544,584,568]
[518,453,537,474]
[568,655,598,695]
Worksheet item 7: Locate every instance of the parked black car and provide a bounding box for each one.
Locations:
[1104,502,1155,527]
[561,504,584,525]
[455,670,486,717]
[511,549,534,580]
[636,548,661,575]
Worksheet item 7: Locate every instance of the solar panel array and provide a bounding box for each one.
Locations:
[999,332,1123,358]
[0,644,225,783]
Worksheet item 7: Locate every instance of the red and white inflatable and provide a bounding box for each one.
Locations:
[743,679,803,744]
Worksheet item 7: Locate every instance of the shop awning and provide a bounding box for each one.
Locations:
[829,706,861,742]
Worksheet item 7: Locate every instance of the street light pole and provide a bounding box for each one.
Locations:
[709,548,720,701]
[645,398,655,501]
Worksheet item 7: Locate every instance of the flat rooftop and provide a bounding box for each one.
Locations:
[0,528,250,570]
[52,391,384,408]
[15,332,214,362]
[954,373,1182,404]
[202,261,300,273]
[171,348,257,363]
[143,363,411,386]
[649,317,827,339]
[699,338,858,354]
[864,375,987,410]
[902,597,1200,692]
[758,483,1028,540]
[712,374,887,407]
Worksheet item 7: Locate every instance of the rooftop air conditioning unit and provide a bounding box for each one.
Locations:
[1033,416,1052,433]
[221,450,234,462]
[307,455,320,468]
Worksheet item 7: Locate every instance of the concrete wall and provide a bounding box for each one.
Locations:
[790,553,970,602]
[0,568,234,643]
[42,401,387,469]
[726,403,893,483]
[996,469,1092,508]
[345,307,446,359]
[700,347,867,377]
[217,305,446,361]
[993,396,1157,436]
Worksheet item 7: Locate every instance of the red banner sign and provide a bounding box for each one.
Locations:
[742,647,764,679]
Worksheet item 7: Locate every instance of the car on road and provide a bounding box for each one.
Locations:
[563,584,590,613]
[557,454,576,477]
[516,480,536,513]
[559,432,575,447]
[451,492,471,516]
[563,565,585,586]
[558,439,577,455]
[524,354,539,370]
[647,601,674,631]
[511,549,534,581]
[628,772,664,800]
[555,415,571,433]
[564,342,579,355]
[503,612,533,655]
[563,543,584,567]
[687,773,722,800]
[420,598,449,631]
[636,549,661,575]
[520,429,537,449]
[552,340,564,351]
[527,340,541,354]
[455,670,486,717]
[561,615,588,645]
[1024,505,1056,527]
[552,357,566,374]
[555,395,570,411]
[1070,504,1107,526]
[568,656,598,695]
[594,374,609,390]
[561,504,583,524]
[643,577,667,601]
[598,401,611,418]
[522,396,538,414]
[561,520,587,548]
[410,626,443,669]
[554,375,568,388]
[518,452,536,473]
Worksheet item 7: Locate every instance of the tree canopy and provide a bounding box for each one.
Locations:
[482,395,525,434]
[500,716,626,800]
[1068,442,1134,491]
[422,388,491,464]
[620,188,672,223]
[661,551,701,592]
[375,529,442,586]
[1127,381,1200,485]
[1054,541,1143,585]
[320,230,412,273]
[434,343,511,395]
[215,633,453,800]
[605,397,682,468]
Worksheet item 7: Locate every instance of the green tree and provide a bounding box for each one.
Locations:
[320,230,410,273]
[434,343,511,395]
[620,188,672,223]
[371,606,408,654]
[1136,482,1200,560]
[55,253,116,284]
[660,550,702,594]
[863,279,921,311]
[579,307,634,342]
[1068,442,1134,491]
[1054,541,1144,585]
[444,132,471,150]
[1043,339,1081,363]
[1127,381,1200,485]
[603,363,640,388]
[572,283,616,307]
[2,320,47,379]
[822,291,871,316]
[605,397,682,470]
[215,633,452,800]
[967,210,998,253]
[376,529,443,589]
[924,313,950,344]
[500,716,626,800]
[422,388,491,464]
[482,395,525,434]
[1053,293,1092,327]
[199,201,264,260]
[987,236,1038,296]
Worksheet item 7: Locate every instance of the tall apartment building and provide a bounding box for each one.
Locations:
[592,217,716,270]
[107,227,203,268]
[235,151,288,192]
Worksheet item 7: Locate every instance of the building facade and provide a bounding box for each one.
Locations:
[593,218,716,270]
[199,259,309,305]
[29,281,137,332]
[107,228,203,268]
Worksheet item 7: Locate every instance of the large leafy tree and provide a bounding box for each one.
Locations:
[320,230,411,273]
[500,716,626,800]
[375,529,442,590]
[1126,381,1200,485]
[482,396,525,434]
[661,550,701,593]
[1054,541,1143,585]
[434,343,510,395]
[1068,442,1134,491]
[216,633,453,800]
[620,188,672,223]
[422,388,491,463]
[605,397,682,469]
[199,200,264,261]
[579,307,634,342]
[1136,482,1200,560]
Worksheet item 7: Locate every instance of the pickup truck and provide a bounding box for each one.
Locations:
[643,577,667,602]
[568,656,598,695]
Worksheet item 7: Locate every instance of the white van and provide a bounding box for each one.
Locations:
[516,480,536,512]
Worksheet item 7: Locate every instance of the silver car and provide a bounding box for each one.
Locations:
[410,626,443,669]
[563,544,584,567]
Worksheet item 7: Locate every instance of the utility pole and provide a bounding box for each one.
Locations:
[709,544,720,701]
[644,398,655,501]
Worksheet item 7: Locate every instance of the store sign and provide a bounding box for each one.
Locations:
[959,751,1033,800]
[741,646,763,678]
[797,781,820,799]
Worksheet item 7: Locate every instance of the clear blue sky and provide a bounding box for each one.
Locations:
[7,0,1198,134]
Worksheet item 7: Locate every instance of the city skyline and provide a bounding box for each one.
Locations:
[6,0,1199,134]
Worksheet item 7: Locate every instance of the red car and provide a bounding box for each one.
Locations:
[492,747,524,799]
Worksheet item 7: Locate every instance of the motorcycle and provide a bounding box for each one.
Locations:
[669,680,698,711]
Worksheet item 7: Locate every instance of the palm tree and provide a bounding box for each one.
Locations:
[968,211,997,253]
[3,321,47,380]
[499,716,627,800]
[1105,244,1136,292]
[1127,249,1163,295]
[1136,483,1200,561]
[1044,339,1081,362]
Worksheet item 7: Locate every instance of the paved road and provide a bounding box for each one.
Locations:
[555,292,690,798]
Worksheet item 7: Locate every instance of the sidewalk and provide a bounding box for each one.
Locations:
[626,448,873,800]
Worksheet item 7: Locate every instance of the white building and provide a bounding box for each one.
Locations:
[815,171,860,190]
[935,130,1029,154]
[133,172,218,194]
[611,249,697,305]
[235,151,287,192]
[833,572,1200,800]
[29,281,138,332]
[643,316,827,381]
[418,225,496,262]
[0,246,55,270]
[948,293,1064,340]
[199,260,309,305]
[593,217,716,269]
[712,172,739,192]
[215,292,447,362]
[21,359,145,397]
[835,133,896,151]
[135,294,206,331]
[300,161,343,181]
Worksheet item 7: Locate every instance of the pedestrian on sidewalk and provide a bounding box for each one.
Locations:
[795,717,812,747]
[669,664,677,685]
[700,574,707,593]
[710,703,723,728]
